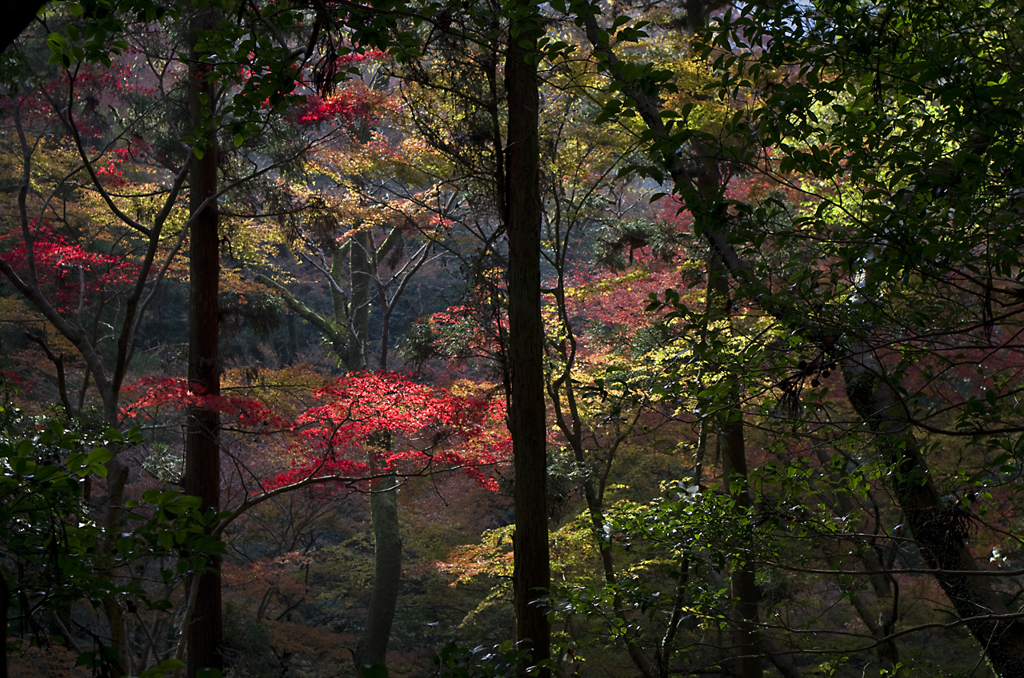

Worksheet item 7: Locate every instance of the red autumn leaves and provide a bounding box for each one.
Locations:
[0,221,139,313]
[123,371,509,493]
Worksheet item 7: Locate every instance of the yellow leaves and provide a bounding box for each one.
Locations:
[564,267,654,303]
[436,525,514,586]
[219,267,265,297]
[307,124,436,187]
[446,378,502,399]
[0,296,34,323]
[397,135,454,177]
[437,512,629,590]
[220,364,330,421]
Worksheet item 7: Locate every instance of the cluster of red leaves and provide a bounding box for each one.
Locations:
[425,213,455,229]
[93,145,150,188]
[564,261,677,335]
[122,372,509,492]
[277,372,508,490]
[336,49,390,66]
[295,93,365,125]
[0,221,139,314]
[293,78,399,127]
[1,370,35,393]
[121,377,288,429]
[95,161,126,188]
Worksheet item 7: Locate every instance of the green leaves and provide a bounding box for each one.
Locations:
[431,640,540,678]
[46,31,82,68]
[66,446,112,477]
[0,405,224,671]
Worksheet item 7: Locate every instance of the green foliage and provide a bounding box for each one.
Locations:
[432,640,543,678]
[0,403,225,666]
[0,406,128,617]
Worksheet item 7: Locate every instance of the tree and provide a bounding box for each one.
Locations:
[702,0,1024,673]
[327,0,556,666]
[1,2,330,673]
[251,53,448,670]
[0,392,234,678]
[504,1,550,673]
[183,6,223,676]
[580,0,1024,673]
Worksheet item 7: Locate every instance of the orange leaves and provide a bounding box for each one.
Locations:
[435,526,514,586]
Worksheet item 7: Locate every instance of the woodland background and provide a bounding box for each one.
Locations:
[2,0,1024,677]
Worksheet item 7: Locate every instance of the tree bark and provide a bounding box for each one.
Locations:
[349,229,371,371]
[1,572,8,678]
[707,249,762,678]
[355,470,402,670]
[506,5,550,675]
[184,9,223,677]
[719,393,762,678]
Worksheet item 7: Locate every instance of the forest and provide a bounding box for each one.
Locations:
[2,0,1024,676]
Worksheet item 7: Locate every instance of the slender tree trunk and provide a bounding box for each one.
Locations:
[548,333,655,675]
[506,5,550,675]
[353,243,401,672]
[287,310,298,365]
[327,243,352,358]
[355,466,402,670]
[100,427,130,673]
[813,447,901,673]
[719,393,761,678]
[349,230,371,371]
[707,251,762,678]
[185,9,222,676]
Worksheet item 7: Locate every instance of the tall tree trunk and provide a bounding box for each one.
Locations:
[286,310,298,365]
[185,9,222,676]
[506,5,550,675]
[355,466,402,670]
[718,393,761,678]
[353,237,401,672]
[349,230,371,371]
[707,250,762,678]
